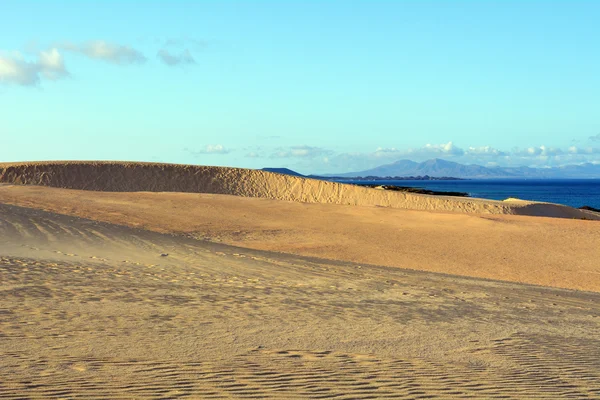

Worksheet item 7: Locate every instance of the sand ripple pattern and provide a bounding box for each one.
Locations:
[1,203,600,398]
[3,336,600,399]
[1,161,598,219]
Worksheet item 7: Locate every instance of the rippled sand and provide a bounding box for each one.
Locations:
[2,203,600,399]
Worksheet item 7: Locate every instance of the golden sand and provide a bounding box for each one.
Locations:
[1,162,600,398]
[1,183,599,291]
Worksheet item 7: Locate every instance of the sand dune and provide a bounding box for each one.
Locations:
[2,203,600,399]
[1,161,598,219]
[2,161,600,398]
[2,184,600,292]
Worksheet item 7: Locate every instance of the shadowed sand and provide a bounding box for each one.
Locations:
[1,184,599,292]
[1,203,600,399]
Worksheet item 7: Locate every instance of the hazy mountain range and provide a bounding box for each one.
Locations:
[326,159,600,179]
[265,159,600,179]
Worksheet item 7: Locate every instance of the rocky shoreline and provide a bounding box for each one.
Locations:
[361,184,469,197]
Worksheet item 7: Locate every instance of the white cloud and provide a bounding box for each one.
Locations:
[60,40,146,65]
[568,146,600,155]
[193,144,231,154]
[2,40,146,86]
[514,145,564,157]
[0,48,68,86]
[500,144,600,168]
[394,142,506,159]
[466,146,507,156]
[366,142,468,161]
[157,49,195,66]
[0,52,38,85]
[322,142,600,173]
[371,141,471,160]
[422,141,465,156]
[38,48,68,80]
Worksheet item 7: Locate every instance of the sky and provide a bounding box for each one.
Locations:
[1,0,599,174]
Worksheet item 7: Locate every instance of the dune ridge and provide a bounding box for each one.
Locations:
[1,161,598,220]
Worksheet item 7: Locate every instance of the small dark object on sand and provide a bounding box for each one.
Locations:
[160,253,169,257]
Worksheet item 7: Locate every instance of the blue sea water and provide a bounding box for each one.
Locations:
[336,179,600,209]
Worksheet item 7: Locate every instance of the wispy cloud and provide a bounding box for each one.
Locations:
[2,40,145,86]
[3,38,200,86]
[0,52,39,86]
[590,133,600,142]
[466,146,508,157]
[157,49,195,66]
[513,145,564,157]
[38,48,69,80]
[187,144,231,155]
[0,48,68,86]
[371,147,403,158]
[156,36,204,67]
[59,40,146,65]
[369,142,505,160]
[568,146,600,155]
[271,145,333,159]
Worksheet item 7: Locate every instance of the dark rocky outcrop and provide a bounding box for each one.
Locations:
[360,184,469,197]
[580,205,600,213]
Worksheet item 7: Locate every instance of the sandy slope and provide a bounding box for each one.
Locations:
[1,161,598,219]
[1,184,599,292]
[1,203,600,399]
[2,162,600,398]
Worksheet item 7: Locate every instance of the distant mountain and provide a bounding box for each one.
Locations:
[338,159,419,177]
[326,158,600,179]
[261,167,305,177]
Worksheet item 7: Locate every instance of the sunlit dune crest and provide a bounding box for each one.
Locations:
[1,161,598,220]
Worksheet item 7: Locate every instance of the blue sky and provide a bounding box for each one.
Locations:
[1,0,599,174]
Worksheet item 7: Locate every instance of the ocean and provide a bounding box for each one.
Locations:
[335,179,600,209]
